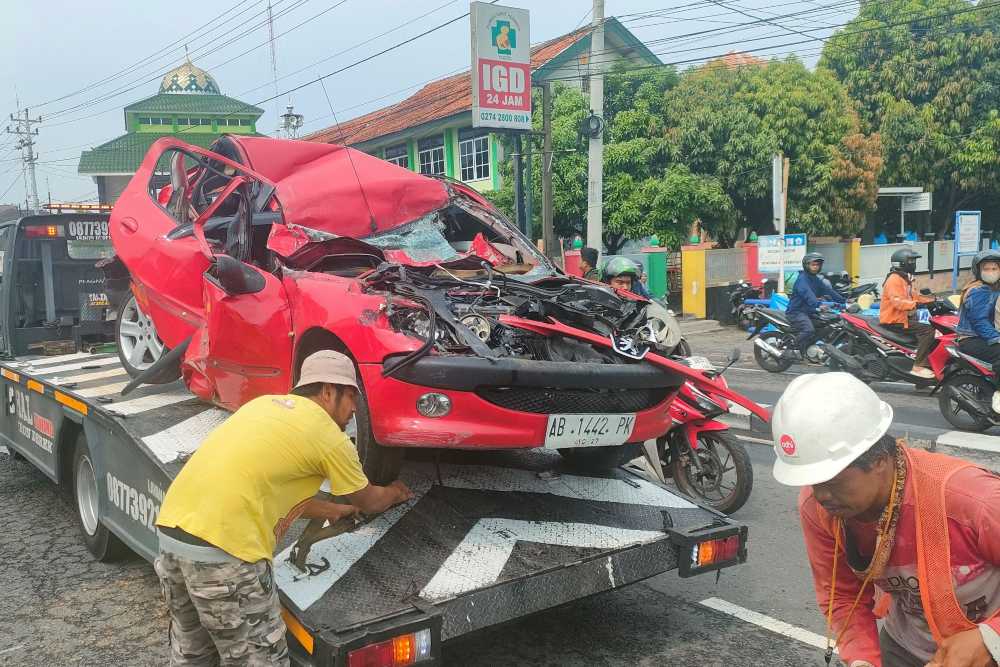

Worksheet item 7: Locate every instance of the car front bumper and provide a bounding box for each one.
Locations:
[360,356,682,449]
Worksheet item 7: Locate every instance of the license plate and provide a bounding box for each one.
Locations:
[544,413,636,449]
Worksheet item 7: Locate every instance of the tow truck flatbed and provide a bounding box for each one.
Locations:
[0,351,748,666]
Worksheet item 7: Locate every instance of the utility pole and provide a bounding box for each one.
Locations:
[7,109,42,213]
[279,104,304,138]
[541,82,555,257]
[585,0,605,250]
[267,2,281,136]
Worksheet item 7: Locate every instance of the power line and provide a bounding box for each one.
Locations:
[0,172,23,202]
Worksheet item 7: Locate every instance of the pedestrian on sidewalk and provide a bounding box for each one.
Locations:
[154,350,413,665]
[771,372,1000,667]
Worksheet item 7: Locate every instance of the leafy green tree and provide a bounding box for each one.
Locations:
[819,0,1000,233]
[662,57,882,238]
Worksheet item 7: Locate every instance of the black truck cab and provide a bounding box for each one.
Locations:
[0,214,116,357]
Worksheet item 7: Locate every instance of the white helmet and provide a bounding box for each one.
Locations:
[771,372,893,487]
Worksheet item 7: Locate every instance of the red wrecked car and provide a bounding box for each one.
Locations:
[105,135,764,481]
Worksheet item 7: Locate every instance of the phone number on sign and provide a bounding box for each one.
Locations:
[479,111,530,124]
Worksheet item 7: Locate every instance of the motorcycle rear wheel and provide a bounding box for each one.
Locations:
[938,372,995,432]
[671,431,753,514]
[753,332,794,373]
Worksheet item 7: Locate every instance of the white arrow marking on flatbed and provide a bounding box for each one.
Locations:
[419,519,662,602]
[275,461,692,610]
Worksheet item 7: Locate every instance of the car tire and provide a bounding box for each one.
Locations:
[347,360,404,486]
[72,432,128,562]
[672,338,692,357]
[558,442,641,473]
[117,293,168,378]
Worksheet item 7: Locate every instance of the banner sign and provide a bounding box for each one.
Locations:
[757,233,807,273]
[471,2,531,131]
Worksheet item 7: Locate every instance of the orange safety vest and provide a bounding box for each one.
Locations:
[903,446,980,642]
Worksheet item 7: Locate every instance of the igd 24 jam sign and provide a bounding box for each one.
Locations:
[471,2,531,131]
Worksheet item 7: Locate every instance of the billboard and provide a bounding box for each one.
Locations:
[471,2,531,131]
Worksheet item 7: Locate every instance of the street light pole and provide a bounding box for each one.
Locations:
[585,0,605,251]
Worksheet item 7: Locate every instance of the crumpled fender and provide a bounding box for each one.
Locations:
[499,315,771,422]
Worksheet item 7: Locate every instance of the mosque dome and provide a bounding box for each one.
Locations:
[159,58,221,95]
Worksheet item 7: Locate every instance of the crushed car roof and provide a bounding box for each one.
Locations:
[232,136,451,239]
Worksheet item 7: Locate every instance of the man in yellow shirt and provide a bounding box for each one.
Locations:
[154,350,413,665]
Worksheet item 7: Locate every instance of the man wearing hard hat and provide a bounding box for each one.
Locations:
[771,372,1000,667]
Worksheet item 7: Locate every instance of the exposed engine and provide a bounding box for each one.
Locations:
[366,263,664,366]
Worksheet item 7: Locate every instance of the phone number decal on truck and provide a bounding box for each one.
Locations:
[68,220,110,240]
[107,472,160,533]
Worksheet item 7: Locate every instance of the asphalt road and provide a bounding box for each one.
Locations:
[2,326,998,666]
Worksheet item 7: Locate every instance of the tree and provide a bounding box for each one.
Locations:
[819,0,1000,234]
[662,57,882,239]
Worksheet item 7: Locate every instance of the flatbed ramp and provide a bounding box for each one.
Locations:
[0,352,747,666]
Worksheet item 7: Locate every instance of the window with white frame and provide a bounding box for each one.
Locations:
[385,143,409,169]
[418,136,446,176]
[459,134,490,181]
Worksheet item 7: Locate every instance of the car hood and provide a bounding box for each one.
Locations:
[230,136,450,239]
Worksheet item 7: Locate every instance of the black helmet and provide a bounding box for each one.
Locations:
[971,249,1000,281]
[802,252,825,272]
[891,247,921,274]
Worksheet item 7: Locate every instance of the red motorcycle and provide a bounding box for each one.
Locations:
[820,298,959,385]
[935,345,1000,432]
[657,349,762,514]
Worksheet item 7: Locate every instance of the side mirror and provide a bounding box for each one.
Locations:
[920,287,932,295]
[213,254,265,296]
[728,348,741,364]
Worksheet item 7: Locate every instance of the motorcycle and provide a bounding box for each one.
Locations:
[934,346,1000,432]
[747,304,846,373]
[657,349,759,514]
[729,278,770,331]
[822,298,959,385]
[827,271,879,301]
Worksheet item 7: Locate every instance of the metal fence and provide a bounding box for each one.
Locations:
[857,239,988,285]
[704,247,748,286]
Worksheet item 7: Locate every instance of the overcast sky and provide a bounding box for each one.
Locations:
[1,0,858,205]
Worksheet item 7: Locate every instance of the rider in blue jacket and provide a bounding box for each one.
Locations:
[785,252,846,359]
[956,249,1000,412]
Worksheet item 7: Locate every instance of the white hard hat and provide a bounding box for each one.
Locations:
[771,372,893,487]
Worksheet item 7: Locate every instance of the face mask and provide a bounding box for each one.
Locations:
[981,271,1000,284]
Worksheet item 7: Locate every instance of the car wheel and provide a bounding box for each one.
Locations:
[348,360,404,485]
[73,432,128,562]
[672,338,692,357]
[558,443,641,473]
[117,293,167,378]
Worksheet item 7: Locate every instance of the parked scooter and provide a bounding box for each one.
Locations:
[747,305,846,372]
[729,278,769,331]
[935,345,1000,432]
[657,349,759,513]
[822,298,959,385]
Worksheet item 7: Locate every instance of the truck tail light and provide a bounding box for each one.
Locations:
[25,225,64,238]
[693,535,741,568]
[347,628,433,667]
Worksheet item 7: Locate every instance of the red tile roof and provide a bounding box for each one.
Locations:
[714,51,766,68]
[306,26,591,146]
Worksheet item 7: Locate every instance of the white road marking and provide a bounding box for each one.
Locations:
[46,368,129,386]
[700,597,832,651]
[142,409,231,463]
[276,460,695,610]
[29,356,121,375]
[419,520,662,602]
[107,389,196,416]
[936,431,1000,454]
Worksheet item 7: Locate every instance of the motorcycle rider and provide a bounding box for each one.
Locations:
[956,249,1000,413]
[603,256,642,293]
[880,247,936,379]
[785,252,846,360]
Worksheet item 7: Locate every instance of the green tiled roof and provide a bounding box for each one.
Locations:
[78,131,257,174]
[124,93,263,115]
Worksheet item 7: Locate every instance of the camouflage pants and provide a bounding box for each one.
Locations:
[154,552,289,666]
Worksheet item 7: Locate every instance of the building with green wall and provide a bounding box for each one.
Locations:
[78,59,264,204]
[305,19,659,194]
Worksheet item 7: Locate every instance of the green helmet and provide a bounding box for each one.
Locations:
[603,256,640,281]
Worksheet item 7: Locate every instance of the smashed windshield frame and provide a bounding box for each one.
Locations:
[362,200,555,279]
